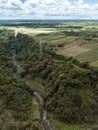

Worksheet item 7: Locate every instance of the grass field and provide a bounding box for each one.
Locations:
[50,36,77,43]
[82,43,98,49]
[56,39,90,56]
[58,45,90,56]
[49,116,90,130]
[90,61,98,67]
[36,27,98,67]
[26,78,45,96]
[55,38,98,67]
[25,79,44,121]
[75,47,98,63]
[51,120,90,130]
[30,96,40,120]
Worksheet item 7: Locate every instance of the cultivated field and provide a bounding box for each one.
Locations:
[75,47,98,63]
[62,45,90,56]
[2,22,98,67]
[36,22,98,67]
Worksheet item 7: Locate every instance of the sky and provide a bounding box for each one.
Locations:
[0,0,98,19]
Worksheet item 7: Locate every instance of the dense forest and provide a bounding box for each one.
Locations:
[0,29,44,130]
[1,28,98,129]
[12,33,98,123]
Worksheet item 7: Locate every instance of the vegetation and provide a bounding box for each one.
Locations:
[50,118,88,130]
[11,33,98,125]
[0,29,44,130]
[1,21,98,129]
[35,23,98,67]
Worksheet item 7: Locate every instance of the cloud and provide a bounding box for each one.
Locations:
[0,0,98,19]
[6,0,23,10]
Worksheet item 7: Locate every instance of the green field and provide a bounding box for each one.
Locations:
[51,120,89,130]
[75,47,98,63]
[91,61,98,67]
[48,114,90,130]
[30,97,40,120]
[35,23,98,67]
[25,78,45,96]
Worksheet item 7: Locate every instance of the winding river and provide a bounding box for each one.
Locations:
[34,92,53,130]
[13,57,53,130]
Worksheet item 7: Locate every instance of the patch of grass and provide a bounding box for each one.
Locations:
[25,78,45,96]
[50,36,77,45]
[56,43,90,57]
[30,96,40,120]
[82,43,98,49]
[90,61,98,67]
[50,119,89,130]
[48,114,90,130]
[75,47,98,63]
[35,77,46,86]
[60,46,90,56]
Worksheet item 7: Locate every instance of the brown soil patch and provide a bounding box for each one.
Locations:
[65,45,90,56]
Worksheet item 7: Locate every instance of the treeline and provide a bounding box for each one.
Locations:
[62,30,98,39]
[1,23,57,28]
[12,33,98,124]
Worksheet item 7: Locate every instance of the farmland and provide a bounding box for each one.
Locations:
[2,21,98,66]
[35,21,98,67]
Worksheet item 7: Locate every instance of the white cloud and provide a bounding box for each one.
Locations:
[0,0,98,19]
[78,0,84,4]
[6,0,23,10]
[41,0,55,5]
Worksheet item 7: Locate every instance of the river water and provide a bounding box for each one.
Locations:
[14,57,52,130]
[34,92,53,130]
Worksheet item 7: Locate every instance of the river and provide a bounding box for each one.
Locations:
[14,57,53,130]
